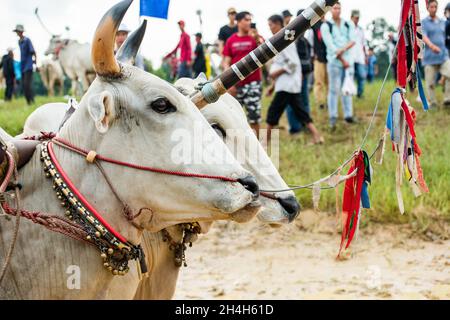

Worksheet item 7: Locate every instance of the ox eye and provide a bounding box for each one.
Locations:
[150,97,176,114]
[211,123,226,140]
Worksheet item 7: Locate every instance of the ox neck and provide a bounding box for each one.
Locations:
[50,106,143,245]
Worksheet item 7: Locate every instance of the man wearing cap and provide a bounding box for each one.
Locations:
[13,24,36,105]
[218,8,238,58]
[192,33,206,78]
[115,23,145,70]
[165,20,192,79]
[116,23,131,50]
[0,48,15,101]
[282,10,293,27]
[351,9,367,99]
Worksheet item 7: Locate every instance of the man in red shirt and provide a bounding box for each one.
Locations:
[165,20,192,79]
[222,11,263,134]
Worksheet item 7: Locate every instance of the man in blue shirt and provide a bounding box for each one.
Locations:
[13,24,36,105]
[422,0,450,107]
[321,2,356,129]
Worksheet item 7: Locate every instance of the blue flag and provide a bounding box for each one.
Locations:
[140,0,170,19]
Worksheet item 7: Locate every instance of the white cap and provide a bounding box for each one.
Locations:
[117,23,131,33]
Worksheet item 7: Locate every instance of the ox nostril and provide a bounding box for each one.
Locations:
[277,195,301,222]
[237,176,260,198]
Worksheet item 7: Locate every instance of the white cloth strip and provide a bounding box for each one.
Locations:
[231,64,245,81]
[250,52,263,68]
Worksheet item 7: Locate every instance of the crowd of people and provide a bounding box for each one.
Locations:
[1,24,36,104]
[0,22,144,105]
[164,2,373,142]
[3,1,450,141]
[162,0,450,144]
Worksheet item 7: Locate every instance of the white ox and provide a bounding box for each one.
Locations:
[0,0,260,299]
[18,75,300,299]
[39,59,65,96]
[45,36,94,96]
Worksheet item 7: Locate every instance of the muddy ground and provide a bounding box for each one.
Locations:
[174,211,450,300]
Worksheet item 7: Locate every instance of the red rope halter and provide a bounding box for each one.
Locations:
[52,137,240,183]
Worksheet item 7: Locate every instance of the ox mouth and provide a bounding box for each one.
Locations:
[256,201,298,226]
[229,200,262,223]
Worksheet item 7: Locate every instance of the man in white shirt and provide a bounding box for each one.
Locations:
[351,10,367,98]
[265,15,323,144]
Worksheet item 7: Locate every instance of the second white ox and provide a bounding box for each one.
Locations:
[20,75,300,299]
[39,59,65,96]
[45,36,94,96]
[0,0,260,299]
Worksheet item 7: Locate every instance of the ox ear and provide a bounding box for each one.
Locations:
[88,91,116,133]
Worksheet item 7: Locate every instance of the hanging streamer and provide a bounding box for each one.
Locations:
[312,183,321,211]
[384,89,429,214]
[338,151,371,258]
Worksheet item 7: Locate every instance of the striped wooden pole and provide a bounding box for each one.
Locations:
[191,0,338,108]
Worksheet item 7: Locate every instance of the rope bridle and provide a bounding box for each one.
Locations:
[1,133,263,280]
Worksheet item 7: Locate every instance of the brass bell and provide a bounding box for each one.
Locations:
[100,253,107,259]
[86,235,92,241]
[107,248,114,255]
[68,215,73,220]
[45,173,51,178]
[60,202,66,207]
[107,266,113,271]
[65,210,71,216]
[95,231,101,238]
[103,262,109,267]
[112,269,118,275]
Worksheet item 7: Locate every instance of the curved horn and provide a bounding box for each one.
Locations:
[116,19,147,65]
[191,0,339,108]
[91,0,133,77]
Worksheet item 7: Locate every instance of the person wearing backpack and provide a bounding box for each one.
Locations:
[321,2,356,130]
[286,9,314,134]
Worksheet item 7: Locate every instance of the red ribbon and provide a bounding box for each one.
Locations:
[397,0,412,88]
[339,151,366,256]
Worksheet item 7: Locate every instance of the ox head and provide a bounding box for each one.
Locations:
[45,35,63,56]
[175,76,300,225]
[59,0,261,232]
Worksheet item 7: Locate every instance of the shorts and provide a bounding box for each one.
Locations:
[266,91,313,126]
[236,81,262,124]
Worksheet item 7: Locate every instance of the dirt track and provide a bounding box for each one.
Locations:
[174,211,450,300]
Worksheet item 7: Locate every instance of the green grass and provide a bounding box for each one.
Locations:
[0,96,65,135]
[1,80,449,227]
[266,79,450,225]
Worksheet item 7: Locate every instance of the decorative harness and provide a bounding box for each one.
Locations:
[1,96,279,277]
[1,130,269,276]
